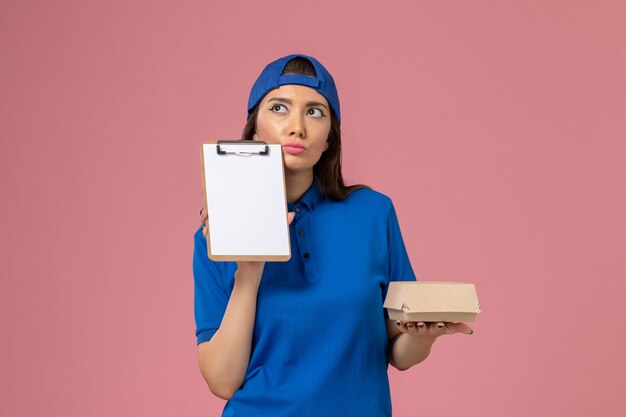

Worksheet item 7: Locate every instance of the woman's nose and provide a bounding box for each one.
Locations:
[288,113,306,138]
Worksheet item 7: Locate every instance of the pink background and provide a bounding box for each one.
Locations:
[2,1,625,416]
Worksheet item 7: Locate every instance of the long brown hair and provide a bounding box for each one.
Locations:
[241,57,370,201]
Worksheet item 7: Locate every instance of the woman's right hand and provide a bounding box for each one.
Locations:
[200,208,295,282]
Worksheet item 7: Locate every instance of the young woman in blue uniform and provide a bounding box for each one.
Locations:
[193,54,473,417]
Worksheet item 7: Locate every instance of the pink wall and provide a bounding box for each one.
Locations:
[2,1,624,416]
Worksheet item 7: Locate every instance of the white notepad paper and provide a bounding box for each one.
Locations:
[201,141,291,261]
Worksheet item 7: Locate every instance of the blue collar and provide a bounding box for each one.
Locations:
[287,177,323,212]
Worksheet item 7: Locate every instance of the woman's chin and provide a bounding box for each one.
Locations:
[284,162,314,175]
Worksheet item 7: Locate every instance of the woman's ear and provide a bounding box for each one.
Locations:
[252,132,259,141]
[324,140,329,151]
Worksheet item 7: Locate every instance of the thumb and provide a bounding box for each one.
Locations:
[287,212,295,225]
[445,322,474,335]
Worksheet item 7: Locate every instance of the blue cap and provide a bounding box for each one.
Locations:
[247,54,341,123]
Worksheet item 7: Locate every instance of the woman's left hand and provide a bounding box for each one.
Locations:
[394,320,473,342]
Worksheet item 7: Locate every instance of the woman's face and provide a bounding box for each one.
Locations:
[253,84,331,174]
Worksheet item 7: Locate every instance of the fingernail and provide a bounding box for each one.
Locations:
[395,321,401,326]
[468,330,474,335]
[437,324,444,329]
[417,323,424,328]
[407,323,414,328]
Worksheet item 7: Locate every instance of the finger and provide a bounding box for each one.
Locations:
[199,211,207,230]
[437,322,448,335]
[415,321,427,336]
[394,320,408,333]
[287,212,295,225]
[200,208,208,222]
[406,321,419,336]
[428,322,447,336]
[444,322,474,335]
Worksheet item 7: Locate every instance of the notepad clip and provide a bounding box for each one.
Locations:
[216,140,269,156]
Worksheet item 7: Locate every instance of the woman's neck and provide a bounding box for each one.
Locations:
[285,169,314,204]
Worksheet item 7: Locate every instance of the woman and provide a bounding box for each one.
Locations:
[193,54,472,417]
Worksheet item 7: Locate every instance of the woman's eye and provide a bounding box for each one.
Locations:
[307,108,324,118]
[270,104,287,113]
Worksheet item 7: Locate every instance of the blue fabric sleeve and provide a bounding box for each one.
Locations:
[193,226,232,344]
[383,200,417,319]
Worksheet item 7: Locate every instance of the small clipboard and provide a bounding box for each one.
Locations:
[200,140,291,262]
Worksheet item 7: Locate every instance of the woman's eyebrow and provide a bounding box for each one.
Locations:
[305,101,329,111]
[268,97,329,111]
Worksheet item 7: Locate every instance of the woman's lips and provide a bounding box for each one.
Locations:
[282,143,306,155]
